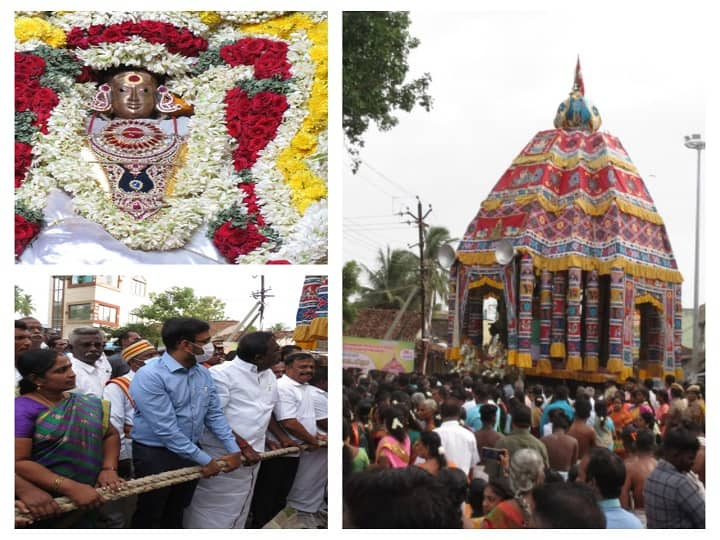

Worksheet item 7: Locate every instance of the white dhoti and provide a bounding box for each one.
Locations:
[183,456,260,529]
[286,448,328,513]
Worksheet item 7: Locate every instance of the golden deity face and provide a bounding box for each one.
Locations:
[109,71,158,119]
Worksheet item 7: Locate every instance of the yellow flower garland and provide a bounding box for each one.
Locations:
[241,13,328,214]
[15,17,67,48]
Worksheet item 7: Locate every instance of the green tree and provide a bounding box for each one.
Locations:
[360,247,419,310]
[131,287,226,324]
[343,260,363,329]
[270,322,288,333]
[15,286,35,317]
[343,11,432,171]
[101,323,162,349]
[422,225,456,318]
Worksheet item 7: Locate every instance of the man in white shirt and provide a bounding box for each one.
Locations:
[286,360,328,526]
[434,399,480,477]
[184,332,284,529]
[68,327,112,397]
[101,339,157,528]
[250,351,325,528]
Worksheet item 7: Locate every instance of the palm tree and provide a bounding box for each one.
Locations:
[360,247,419,310]
[422,225,456,324]
[15,286,35,317]
[343,260,362,329]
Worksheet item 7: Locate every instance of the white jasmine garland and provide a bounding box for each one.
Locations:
[251,29,313,230]
[74,37,194,77]
[215,12,287,24]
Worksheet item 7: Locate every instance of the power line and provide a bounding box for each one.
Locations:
[361,159,414,197]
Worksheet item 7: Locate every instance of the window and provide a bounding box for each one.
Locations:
[97,275,118,287]
[132,279,146,297]
[71,276,94,285]
[96,304,118,324]
[68,303,92,321]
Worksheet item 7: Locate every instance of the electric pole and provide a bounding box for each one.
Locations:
[400,196,432,372]
[251,275,273,330]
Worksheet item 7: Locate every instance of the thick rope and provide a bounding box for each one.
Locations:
[16,441,327,523]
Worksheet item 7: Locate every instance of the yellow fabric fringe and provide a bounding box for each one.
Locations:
[469,276,504,290]
[293,317,327,350]
[566,356,582,371]
[584,356,599,372]
[507,349,518,366]
[606,357,623,373]
[549,342,566,359]
[456,249,683,284]
[536,359,553,374]
[635,293,665,313]
[516,352,533,369]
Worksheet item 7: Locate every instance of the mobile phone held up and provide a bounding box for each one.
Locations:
[481,447,504,461]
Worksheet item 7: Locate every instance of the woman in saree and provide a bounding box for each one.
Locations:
[481,448,545,528]
[375,405,411,468]
[15,349,124,527]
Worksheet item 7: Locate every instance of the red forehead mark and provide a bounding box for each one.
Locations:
[128,74,142,82]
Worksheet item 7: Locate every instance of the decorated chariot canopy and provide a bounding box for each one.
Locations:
[448,60,684,383]
[15,11,327,264]
[293,275,328,351]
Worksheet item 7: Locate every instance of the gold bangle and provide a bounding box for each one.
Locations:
[101,466,117,471]
[52,476,65,492]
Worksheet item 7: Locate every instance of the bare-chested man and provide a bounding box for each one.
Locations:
[620,429,657,526]
[567,397,597,459]
[474,403,503,450]
[541,410,578,477]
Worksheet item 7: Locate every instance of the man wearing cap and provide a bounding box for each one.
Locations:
[106,330,142,378]
[101,339,157,528]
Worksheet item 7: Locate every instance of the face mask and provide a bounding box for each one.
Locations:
[191,342,215,362]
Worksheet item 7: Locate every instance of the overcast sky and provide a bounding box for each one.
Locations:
[343,8,709,308]
[15,268,317,331]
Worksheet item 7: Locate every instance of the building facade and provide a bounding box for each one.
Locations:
[48,275,149,337]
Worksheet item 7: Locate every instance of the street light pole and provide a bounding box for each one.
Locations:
[684,133,705,380]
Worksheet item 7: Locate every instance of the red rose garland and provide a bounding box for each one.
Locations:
[220,38,291,80]
[15,142,33,189]
[15,52,57,258]
[15,214,41,259]
[210,39,291,262]
[66,21,208,57]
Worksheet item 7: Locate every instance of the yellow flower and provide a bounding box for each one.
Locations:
[198,11,221,28]
[15,16,66,48]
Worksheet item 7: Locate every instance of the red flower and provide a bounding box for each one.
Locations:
[101,26,127,44]
[15,53,46,80]
[212,221,268,262]
[255,51,291,79]
[65,21,208,56]
[15,213,41,259]
[15,142,33,189]
[76,65,98,83]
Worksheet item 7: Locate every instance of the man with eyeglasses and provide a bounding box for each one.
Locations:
[129,317,243,528]
[68,326,113,398]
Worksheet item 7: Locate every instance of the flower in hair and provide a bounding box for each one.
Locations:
[391,417,404,430]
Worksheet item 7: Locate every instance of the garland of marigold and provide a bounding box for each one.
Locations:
[241,13,328,214]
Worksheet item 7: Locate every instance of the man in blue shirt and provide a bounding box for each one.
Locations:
[130,317,243,528]
[580,447,642,528]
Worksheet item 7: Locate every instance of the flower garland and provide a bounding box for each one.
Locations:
[14,11,327,263]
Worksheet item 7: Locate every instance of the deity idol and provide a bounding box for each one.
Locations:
[87,68,191,220]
